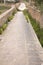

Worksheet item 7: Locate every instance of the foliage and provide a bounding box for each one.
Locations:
[0,22,8,34]
[0,11,2,14]
[0,27,3,34]
[34,0,43,5]
[8,15,13,22]
[23,9,29,22]
[2,23,8,30]
[0,6,10,14]
[24,0,28,2]
[8,9,17,22]
[0,6,10,10]
[0,17,12,34]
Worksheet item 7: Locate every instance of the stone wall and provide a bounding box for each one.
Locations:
[0,6,15,27]
[28,6,43,28]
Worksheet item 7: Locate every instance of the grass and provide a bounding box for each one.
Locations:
[23,10,29,22]
[23,10,43,47]
[0,6,10,10]
[0,22,8,34]
[0,6,10,14]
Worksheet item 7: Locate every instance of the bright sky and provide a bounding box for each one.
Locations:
[18,3,26,11]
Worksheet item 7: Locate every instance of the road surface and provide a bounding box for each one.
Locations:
[0,12,42,65]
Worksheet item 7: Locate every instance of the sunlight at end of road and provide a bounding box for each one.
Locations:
[18,3,26,11]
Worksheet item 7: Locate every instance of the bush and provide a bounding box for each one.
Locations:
[23,10,29,22]
[2,23,8,31]
[0,15,13,34]
[8,15,13,22]
[0,27,3,34]
[0,6,10,10]
[0,11,2,14]
[38,28,43,47]
[12,11,15,16]
[0,22,8,34]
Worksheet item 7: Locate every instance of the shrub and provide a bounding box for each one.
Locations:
[0,6,10,10]
[8,15,13,22]
[38,28,43,47]
[0,22,8,34]
[0,11,2,14]
[23,10,29,22]
[12,11,15,16]
[2,23,8,31]
[0,27,3,34]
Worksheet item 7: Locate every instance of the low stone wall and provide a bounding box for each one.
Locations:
[0,6,15,27]
[28,6,43,28]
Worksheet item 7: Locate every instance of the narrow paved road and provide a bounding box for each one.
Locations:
[0,12,42,65]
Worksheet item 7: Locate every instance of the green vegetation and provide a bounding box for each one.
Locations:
[0,22,8,34]
[23,10,29,22]
[0,15,14,34]
[34,0,43,6]
[2,22,8,31]
[0,27,3,34]
[0,6,10,14]
[24,0,28,2]
[0,6,10,10]
[34,0,43,13]
[8,15,14,22]
[0,11,2,14]
[23,10,43,47]
[0,17,13,34]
